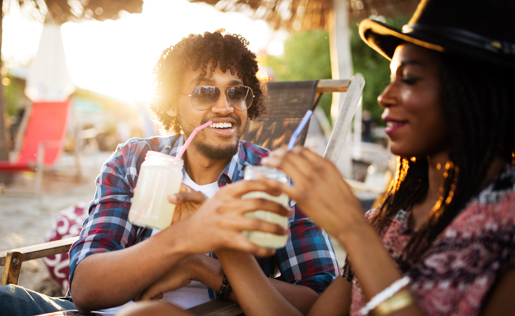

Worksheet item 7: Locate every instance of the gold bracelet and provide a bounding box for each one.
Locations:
[371,288,415,316]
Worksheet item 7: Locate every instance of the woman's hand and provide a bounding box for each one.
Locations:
[165,179,291,258]
[261,147,365,238]
[169,184,208,224]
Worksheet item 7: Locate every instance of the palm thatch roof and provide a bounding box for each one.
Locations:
[6,0,143,24]
[189,0,418,31]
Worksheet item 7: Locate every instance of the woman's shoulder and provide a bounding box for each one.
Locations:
[457,163,515,226]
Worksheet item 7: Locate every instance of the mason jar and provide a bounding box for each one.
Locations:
[242,165,290,248]
[128,151,183,230]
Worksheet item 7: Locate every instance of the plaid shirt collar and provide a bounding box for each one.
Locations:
[167,134,253,187]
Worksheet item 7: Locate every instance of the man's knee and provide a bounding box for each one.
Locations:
[0,284,75,316]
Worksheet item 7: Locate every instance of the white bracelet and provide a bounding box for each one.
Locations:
[359,276,411,315]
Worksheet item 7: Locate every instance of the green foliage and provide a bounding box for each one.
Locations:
[262,16,410,125]
[4,73,28,117]
[263,30,333,121]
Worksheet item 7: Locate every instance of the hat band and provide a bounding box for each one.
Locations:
[402,24,515,58]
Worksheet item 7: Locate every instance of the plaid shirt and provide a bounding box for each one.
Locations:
[69,135,338,298]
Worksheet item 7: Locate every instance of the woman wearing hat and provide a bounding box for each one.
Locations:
[211,0,515,315]
[118,0,514,315]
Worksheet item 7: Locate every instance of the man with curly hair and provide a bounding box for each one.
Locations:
[0,30,338,316]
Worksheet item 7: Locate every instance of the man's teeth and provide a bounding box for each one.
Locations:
[210,122,232,129]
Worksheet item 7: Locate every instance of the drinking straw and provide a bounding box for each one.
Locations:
[175,120,213,161]
[287,110,313,150]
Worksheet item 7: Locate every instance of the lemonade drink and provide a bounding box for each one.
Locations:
[243,166,290,248]
[128,151,183,230]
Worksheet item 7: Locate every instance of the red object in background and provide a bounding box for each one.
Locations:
[0,100,71,172]
[43,201,89,293]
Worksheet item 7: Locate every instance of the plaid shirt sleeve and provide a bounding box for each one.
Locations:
[68,139,148,287]
[274,205,340,294]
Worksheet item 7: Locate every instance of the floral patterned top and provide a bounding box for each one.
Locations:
[343,163,515,315]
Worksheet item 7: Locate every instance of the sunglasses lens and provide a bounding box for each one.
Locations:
[227,86,253,109]
[191,86,220,110]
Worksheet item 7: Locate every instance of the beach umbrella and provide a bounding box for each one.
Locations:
[188,0,418,31]
[0,0,143,165]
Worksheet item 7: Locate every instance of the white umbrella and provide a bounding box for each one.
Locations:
[25,23,75,102]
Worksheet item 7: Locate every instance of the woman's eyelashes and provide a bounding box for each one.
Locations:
[401,76,421,85]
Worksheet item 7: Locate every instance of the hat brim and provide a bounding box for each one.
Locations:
[359,19,444,61]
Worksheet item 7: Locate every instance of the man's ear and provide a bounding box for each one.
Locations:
[166,106,177,117]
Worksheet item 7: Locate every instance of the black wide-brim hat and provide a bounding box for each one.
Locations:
[359,0,515,69]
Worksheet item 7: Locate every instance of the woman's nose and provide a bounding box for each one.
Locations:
[377,83,396,108]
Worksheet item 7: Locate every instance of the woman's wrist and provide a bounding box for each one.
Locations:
[335,211,375,250]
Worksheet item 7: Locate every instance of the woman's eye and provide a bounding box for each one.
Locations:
[402,77,419,85]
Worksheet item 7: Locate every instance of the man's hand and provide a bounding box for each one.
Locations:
[164,180,291,258]
[135,255,199,301]
[169,184,208,224]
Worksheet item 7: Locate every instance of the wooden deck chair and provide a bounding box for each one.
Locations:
[243,80,321,150]
[0,77,365,316]
[244,78,363,150]
[0,100,72,195]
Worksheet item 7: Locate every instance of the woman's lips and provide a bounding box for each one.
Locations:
[383,118,407,135]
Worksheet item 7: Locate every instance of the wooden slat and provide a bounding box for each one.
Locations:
[0,236,78,266]
[1,251,23,285]
[324,74,365,167]
[316,79,350,93]
[187,299,243,316]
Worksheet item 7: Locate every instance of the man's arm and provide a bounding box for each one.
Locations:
[70,178,289,313]
[138,209,337,314]
[137,253,319,314]
[71,223,191,312]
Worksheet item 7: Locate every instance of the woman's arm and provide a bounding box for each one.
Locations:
[217,249,304,316]
[262,147,425,315]
[481,268,515,315]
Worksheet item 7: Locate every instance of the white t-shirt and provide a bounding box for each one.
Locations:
[97,172,220,315]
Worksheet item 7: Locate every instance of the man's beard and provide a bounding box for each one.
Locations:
[193,141,239,160]
[178,114,247,160]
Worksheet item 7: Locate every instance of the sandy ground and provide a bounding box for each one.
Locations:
[0,150,347,297]
[0,151,111,296]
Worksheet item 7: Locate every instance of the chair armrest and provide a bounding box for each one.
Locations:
[0,236,78,267]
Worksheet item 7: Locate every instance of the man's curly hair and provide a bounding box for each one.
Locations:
[149,30,266,134]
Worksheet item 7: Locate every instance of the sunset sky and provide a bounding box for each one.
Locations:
[2,0,287,103]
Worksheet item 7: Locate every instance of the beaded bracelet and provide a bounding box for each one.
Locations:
[359,276,410,315]
[216,274,232,300]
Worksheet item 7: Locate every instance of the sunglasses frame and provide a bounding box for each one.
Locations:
[182,85,254,111]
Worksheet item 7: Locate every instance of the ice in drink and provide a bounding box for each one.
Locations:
[242,166,290,248]
[129,151,183,230]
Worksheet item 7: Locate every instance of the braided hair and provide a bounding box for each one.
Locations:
[149,30,266,134]
[372,53,515,270]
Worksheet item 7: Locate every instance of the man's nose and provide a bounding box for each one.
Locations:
[211,90,234,115]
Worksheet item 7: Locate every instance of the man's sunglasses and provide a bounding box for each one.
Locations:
[182,86,254,111]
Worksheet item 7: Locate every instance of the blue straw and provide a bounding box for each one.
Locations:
[287,110,313,150]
